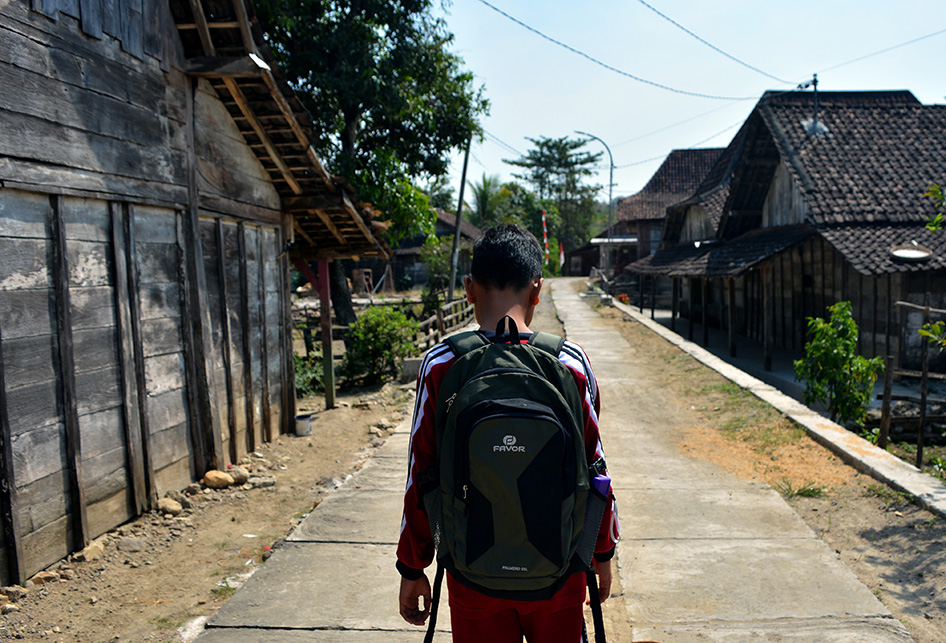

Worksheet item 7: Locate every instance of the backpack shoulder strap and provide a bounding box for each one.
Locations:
[528,331,565,358]
[444,330,489,359]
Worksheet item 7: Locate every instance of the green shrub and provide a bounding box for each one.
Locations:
[294,353,325,397]
[343,306,419,384]
[793,301,883,426]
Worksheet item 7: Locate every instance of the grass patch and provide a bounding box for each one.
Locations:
[211,581,237,601]
[864,484,914,506]
[775,479,826,498]
[151,616,185,631]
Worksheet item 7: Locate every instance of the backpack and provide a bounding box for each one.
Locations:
[420,316,609,642]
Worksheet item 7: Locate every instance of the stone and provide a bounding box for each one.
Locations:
[202,470,234,489]
[184,483,202,496]
[59,569,77,581]
[1,604,19,614]
[165,489,193,509]
[228,466,250,485]
[29,571,59,585]
[116,537,145,553]
[247,475,276,489]
[158,498,183,516]
[1,587,28,601]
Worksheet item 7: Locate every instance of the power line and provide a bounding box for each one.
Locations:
[483,129,522,156]
[634,0,793,84]
[818,27,946,74]
[613,118,744,169]
[474,0,756,101]
[614,102,738,147]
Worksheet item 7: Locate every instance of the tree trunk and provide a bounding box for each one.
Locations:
[329,260,357,332]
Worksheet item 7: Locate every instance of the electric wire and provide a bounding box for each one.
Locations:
[634,0,793,84]
[817,27,946,74]
[474,0,756,101]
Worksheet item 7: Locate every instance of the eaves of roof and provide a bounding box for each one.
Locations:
[169,0,390,260]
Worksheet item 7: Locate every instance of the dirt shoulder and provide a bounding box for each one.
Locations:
[0,382,413,642]
[597,303,946,643]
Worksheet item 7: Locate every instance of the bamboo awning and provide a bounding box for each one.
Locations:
[169,0,390,260]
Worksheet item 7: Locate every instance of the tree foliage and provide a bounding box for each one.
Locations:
[505,136,602,252]
[925,183,944,232]
[793,301,884,425]
[256,0,488,242]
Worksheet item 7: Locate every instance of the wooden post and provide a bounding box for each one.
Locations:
[123,203,156,507]
[49,195,89,550]
[111,203,149,512]
[701,278,709,346]
[670,277,678,333]
[258,231,273,444]
[650,277,656,320]
[182,77,222,470]
[687,279,694,341]
[216,220,238,465]
[280,232,295,435]
[317,259,336,409]
[728,278,737,358]
[0,319,25,585]
[763,264,773,372]
[917,300,930,468]
[237,223,256,453]
[878,355,894,450]
[638,275,644,314]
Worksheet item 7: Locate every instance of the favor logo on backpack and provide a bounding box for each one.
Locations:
[421,317,605,601]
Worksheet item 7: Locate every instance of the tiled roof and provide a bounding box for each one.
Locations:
[755,90,946,227]
[819,223,946,275]
[437,210,482,241]
[629,225,817,277]
[617,148,723,222]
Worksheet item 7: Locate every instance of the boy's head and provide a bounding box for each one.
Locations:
[470,224,543,291]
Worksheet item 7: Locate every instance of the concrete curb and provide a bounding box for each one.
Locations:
[610,298,946,519]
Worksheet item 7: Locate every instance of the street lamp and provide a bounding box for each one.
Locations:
[575,130,613,284]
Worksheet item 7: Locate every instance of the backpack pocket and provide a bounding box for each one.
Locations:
[453,397,577,583]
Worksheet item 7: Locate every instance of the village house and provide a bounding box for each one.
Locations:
[566,148,721,277]
[0,0,388,583]
[630,90,946,374]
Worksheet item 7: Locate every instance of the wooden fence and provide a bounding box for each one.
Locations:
[413,298,476,354]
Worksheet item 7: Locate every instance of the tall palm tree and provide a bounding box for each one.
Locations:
[469,173,504,228]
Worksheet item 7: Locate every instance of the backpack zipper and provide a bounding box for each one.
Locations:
[444,392,457,414]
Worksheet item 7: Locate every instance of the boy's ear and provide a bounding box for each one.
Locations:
[464,276,476,304]
[530,278,544,306]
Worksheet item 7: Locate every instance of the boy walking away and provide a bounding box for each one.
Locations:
[397,224,619,643]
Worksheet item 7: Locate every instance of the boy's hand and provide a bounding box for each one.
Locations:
[398,575,432,625]
[591,559,612,604]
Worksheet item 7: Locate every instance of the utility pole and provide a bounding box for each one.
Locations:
[448,138,472,302]
[575,130,614,283]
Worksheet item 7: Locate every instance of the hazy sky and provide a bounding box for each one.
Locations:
[433,0,946,206]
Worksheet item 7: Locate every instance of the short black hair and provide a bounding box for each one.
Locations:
[470,224,543,290]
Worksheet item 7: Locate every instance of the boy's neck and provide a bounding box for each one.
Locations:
[466,279,541,335]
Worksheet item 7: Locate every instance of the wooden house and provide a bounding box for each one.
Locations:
[568,148,722,278]
[630,90,946,373]
[613,148,722,266]
[0,0,388,584]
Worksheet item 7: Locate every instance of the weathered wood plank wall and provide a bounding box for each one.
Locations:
[0,1,293,582]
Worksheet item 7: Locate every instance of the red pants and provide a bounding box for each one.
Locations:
[447,572,586,643]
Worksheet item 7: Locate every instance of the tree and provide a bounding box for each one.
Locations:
[505,136,601,253]
[793,301,884,425]
[469,174,505,228]
[256,1,487,327]
[258,1,486,241]
[921,183,946,350]
[424,175,455,212]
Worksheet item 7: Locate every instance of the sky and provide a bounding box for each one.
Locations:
[433,0,946,206]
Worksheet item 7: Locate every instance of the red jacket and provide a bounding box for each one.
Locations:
[396,334,620,584]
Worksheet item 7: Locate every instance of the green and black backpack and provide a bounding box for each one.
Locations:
[420,316,609,643]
